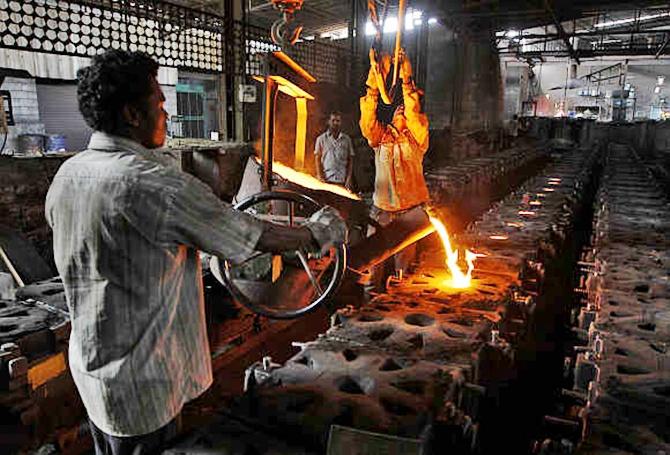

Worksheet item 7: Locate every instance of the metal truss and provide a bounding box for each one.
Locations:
[498,5,670,60]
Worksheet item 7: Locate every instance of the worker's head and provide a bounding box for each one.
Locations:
[391,104,406,131]
[327,111,342,135]
[77,50,167,149]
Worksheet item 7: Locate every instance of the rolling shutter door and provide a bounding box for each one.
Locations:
[36,83,92,152]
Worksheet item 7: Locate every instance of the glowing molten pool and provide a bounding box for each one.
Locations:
[255,158,361,200]
[429,216,479,289]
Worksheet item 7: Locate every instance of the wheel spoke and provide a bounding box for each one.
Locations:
[296,250,324,296]
[237,251,267,265]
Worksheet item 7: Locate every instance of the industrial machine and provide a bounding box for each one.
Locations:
[203,0,438,320]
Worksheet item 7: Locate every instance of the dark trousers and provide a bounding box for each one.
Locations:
[365,205,420,292]
[89,417,179,455]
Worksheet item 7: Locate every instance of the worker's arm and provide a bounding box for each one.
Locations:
[256,223,314,253]
[314,135,325,181]
[399,53,429,154]
[160,173,346,262]
[359,61,385,148]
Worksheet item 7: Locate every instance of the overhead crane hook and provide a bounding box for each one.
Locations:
[270,0,305,47]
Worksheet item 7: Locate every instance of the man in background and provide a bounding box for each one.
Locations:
[314,111,354,190]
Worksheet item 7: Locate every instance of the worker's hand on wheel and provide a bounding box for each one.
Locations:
[398,49,413,82]
[305,206,348,256]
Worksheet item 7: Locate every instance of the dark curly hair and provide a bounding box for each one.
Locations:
[77,50,159,135]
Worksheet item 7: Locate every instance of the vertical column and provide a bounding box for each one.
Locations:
[261,75,277,190]
[219,0,245,141]
[294,97,308,171]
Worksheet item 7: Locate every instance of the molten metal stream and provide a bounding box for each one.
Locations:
[255,158,361,200]
[429,216,479,289]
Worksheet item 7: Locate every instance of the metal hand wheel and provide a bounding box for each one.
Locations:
[211,189,347,319]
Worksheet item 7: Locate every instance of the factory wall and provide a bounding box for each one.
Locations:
[424,23,503,134]
[423,21,504,163]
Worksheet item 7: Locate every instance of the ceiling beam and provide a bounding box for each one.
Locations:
[544,0,580,64]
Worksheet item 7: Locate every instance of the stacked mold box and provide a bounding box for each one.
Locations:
[0,143,553,453]
[568,145,670,454]
[0,278,84,453]
[182,145,603,454]
[426,145,546,226]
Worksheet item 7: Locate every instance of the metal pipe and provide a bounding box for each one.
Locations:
[0,245,25,288]
[261,72,277,191]
[349,206,435,271]
[391,0,406,88]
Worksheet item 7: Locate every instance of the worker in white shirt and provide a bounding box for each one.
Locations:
[314,111,354,190]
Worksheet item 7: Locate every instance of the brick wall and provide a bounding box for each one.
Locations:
[1,77,46,155]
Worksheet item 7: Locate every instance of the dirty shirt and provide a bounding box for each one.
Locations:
[359,82,430,212]
[45,132,264,437]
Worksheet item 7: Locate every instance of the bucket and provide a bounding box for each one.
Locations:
[17,134,47,156]
[46,134,67,153]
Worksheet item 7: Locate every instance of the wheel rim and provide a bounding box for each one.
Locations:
[211,189,347,319]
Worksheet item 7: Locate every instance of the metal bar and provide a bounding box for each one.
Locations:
[656,33,670,58]
[591,74,624,83]
[0,245,25,288]
[261,62,277,191]
[581,63,622,79]
[294,97,308,171]
[296,250,324,296]
[19,298,69,317]
[391,0,406,88]
[544,0,580,64]
[500,29,670,40]
[499,47,670,57]
[349,206,435,271]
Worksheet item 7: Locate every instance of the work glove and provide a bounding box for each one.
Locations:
[305,206,348,256]
[397,49,413,83]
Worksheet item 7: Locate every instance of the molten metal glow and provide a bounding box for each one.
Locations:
[489,235,509,240]
[429,216,478,289]
[257,158,361,200]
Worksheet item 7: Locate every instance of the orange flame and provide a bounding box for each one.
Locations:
[255,158,360,200]
[429,216,478,289]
